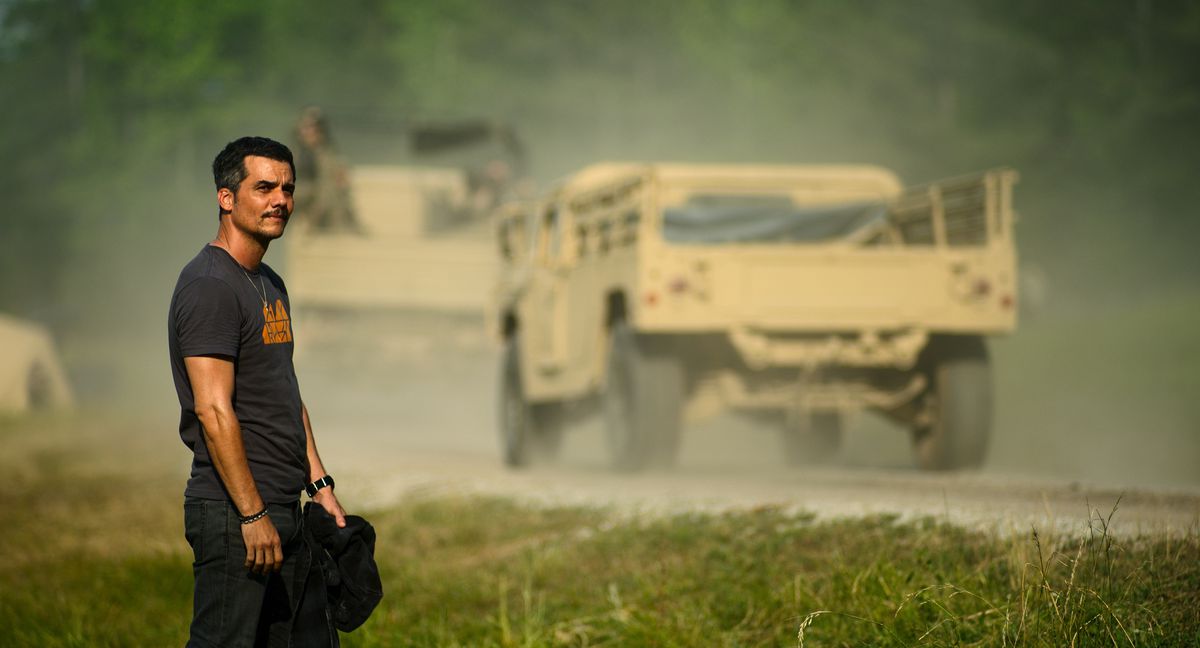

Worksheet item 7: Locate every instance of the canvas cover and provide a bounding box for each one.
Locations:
[662,195,887,244]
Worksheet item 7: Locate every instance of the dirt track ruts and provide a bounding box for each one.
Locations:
[294,313,1200,538]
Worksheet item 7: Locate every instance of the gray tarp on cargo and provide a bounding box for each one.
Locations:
[0,314,74,412]
[662,195,887,244]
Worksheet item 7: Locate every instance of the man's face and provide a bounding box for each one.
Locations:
[219,155,295,241]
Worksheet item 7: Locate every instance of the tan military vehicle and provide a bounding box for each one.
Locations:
[0,313,74,413]
[490,163,1018,471]
[285,165,498,313]
[285,121,523,315]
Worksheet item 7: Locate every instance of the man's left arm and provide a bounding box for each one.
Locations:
[303,401,347,528]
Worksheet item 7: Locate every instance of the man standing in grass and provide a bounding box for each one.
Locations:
[168,136,345,646]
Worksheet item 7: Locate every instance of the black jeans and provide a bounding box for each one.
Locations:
[184,498,336,648]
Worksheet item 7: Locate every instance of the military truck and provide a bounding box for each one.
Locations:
[285,165,498,313]
[490,163,1018,471]
[0,313,74,413]
[284,121,524,314]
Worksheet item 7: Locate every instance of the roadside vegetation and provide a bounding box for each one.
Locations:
[2,415,1197,647]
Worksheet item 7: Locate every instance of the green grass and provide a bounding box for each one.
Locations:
[1,415,1197,646]
[346,500,1199,647]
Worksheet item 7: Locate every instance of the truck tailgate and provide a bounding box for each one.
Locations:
[639,168,1018,334]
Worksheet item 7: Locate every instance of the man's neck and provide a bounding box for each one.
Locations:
[211,223,268,270]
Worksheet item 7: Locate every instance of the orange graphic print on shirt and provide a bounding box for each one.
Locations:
[262,299,293,345]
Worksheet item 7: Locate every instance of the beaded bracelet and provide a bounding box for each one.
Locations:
[239,507,269,525]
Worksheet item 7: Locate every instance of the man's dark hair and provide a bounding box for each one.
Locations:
[212,136,296,207]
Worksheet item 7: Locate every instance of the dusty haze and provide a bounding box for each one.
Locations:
[1,1,1197,493]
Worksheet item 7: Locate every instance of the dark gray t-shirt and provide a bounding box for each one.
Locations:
[168,245,307,503]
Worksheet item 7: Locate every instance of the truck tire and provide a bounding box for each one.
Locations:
[499,338,564,467]
[603,322,683,471]
[911,335,992,470]
[781,411,842,465]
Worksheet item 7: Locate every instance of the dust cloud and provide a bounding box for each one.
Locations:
[1,1,1197,493]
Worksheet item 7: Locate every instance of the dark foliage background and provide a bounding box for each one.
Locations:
[3,0,1198,318]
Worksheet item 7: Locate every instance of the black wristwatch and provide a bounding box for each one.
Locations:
[305,474,335,497]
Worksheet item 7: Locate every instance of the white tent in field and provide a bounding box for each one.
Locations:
[0,313,73,412]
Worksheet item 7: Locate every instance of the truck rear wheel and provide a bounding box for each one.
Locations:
[499,338,564,467]
[603,322,683,471]
[781,410,843,465]
[911,335,992,470]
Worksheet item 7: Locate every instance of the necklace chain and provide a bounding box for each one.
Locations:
[215,238,268,308]
[240,267,268,308]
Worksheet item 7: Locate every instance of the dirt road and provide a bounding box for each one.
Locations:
[289,312,1200,538]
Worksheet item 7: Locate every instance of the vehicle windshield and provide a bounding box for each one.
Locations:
[661,194,887,244]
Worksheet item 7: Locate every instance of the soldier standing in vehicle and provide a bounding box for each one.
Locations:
[294,106,364,234]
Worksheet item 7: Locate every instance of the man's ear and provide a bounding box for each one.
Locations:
[218,187,235,212]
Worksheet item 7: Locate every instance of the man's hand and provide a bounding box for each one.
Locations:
[313,488,347,528]
[242,515,283,574]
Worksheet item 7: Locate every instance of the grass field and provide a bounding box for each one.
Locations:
[1,416,1197,647]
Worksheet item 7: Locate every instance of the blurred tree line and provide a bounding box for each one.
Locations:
[1,0,1198,327]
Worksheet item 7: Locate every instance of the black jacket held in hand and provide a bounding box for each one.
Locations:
[304,503,384,632]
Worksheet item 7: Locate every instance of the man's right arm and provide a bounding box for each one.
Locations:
[184,354,283,575]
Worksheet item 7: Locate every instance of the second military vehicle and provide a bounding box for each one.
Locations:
[284,121,527,314]
[491,163,1018,471]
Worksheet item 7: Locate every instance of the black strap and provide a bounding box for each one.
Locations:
[305,474,335,497]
